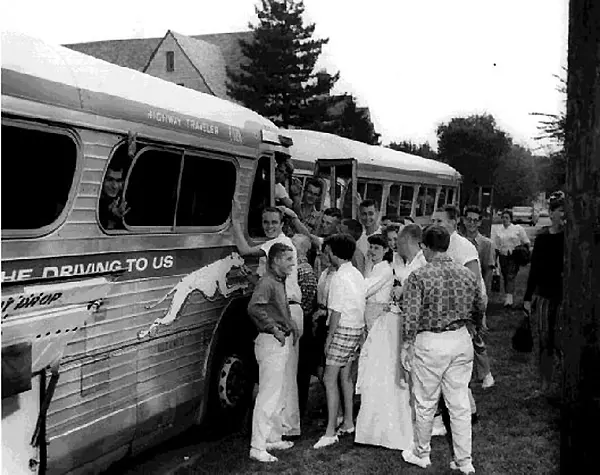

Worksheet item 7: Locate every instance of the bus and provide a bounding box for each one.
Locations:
[1,31,292,475]
[284,129,463,226]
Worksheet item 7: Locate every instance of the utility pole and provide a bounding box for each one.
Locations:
[561,0,600,472]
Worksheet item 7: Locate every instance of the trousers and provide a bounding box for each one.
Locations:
[411,326,474,468]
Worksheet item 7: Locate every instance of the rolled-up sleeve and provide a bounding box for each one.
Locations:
[402,272,423,343]
[248,280,277,334]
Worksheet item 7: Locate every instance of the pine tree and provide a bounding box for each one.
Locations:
[226,0,339,128]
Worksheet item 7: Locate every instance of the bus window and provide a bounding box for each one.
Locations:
[399,185,414,217]
[1,122,76,232]
[123,148,182,228]
[176,154,236,227]
[248,156,272,237]
[416,186,426,217]
[437,187,446,210]
[357,181,366,202]
[99,143,132,231]
[424,187,437,216]
[387,184,401,218]
[447,188,455,205]
[365,182,383,209]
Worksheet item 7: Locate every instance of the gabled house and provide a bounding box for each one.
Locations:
[65,30,253,100]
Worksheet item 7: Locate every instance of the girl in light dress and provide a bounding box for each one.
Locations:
[355,234,414,450]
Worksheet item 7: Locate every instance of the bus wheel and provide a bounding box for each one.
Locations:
[218,354,252,410]
[205,346,256,436]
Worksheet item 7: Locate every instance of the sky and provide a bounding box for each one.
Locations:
[2,0,568,153]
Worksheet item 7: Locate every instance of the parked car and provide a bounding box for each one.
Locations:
[512,206,539,226]
[539,208,549,218]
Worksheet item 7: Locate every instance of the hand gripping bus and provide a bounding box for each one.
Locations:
[1,31,293,475]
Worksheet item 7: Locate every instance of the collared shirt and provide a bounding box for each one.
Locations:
[396,250,428,285]
[297,256,318,317]
[248,269,293,335]
[493,223,530,256]
[448,231,487,301]
[328,261,366,328]
[301,206,324,235]
[257,233,302,303]
[402,255,485,343]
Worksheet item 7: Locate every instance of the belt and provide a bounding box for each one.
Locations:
[420,320,468,334]
[289,301,301,306]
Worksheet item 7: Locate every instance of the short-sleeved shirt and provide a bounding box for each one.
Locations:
[257,233,302,303]
[447,231,487,300]
[493,223,530,256]
[402,255,485,343]
[396,250,428,285]
[328,261,366,328]
[275,183,290,201]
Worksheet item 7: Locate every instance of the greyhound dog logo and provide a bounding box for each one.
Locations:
[138,252,250,338]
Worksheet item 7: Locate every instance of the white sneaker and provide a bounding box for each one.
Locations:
[402,449,431,468]
[313,435,339,449]
[249,448,278,462]
[450,460,476,473]
[266,440,294,451]
[482,373,495,389]
[432,415,447,436]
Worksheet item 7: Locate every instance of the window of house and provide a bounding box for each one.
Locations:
[123,148,181,228]
[399,185,414,217]
[176,154,236,227]
[386,184,401,218]
[1,121,77,232]
[248,156,272,237]
[166,51,175,72]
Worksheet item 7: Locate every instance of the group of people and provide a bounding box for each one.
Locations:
[233,170,508,474]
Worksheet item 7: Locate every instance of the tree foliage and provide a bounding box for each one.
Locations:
[309,93,380,144]
[436,114,512,207]
[492,144,540,208]
[387,140,438,160]
[226,0,340,128]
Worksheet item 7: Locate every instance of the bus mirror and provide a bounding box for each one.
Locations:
[261,129,281,145]
[278,135,293,147]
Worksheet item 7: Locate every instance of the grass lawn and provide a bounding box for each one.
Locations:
[165,265,560,475]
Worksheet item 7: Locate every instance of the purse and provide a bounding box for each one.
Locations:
[513,244,531,267]
[512,309,534,353]
[491,266,501,293]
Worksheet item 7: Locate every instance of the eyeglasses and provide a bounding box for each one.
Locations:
[464,217,480,223]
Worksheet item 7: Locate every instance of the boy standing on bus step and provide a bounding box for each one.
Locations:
[247,243,300,462]
[232,203,304,439]
[357,199,383,257]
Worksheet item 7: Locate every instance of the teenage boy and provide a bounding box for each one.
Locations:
[247,243,299,463]
[313,234,366,449]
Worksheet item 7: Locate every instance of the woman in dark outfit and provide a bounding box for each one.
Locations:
[523,191,565,397]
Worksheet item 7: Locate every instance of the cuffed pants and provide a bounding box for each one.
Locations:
[411,326,474,468]
[251,333,293,451]
[281,304,303,436]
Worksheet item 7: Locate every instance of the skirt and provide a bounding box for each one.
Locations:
[533,294,561,355]
[325,325,364,367]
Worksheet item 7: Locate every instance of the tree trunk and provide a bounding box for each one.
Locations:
[561,0,600,472]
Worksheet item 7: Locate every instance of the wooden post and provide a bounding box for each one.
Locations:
[561,0,600,472]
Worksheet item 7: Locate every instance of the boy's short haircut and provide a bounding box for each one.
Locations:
[262,206,284,219]
[383,224,400,235]
[359,199,379,210]
[323,208,342,220]
[464,205,482,217]
[402,216,415,224]
[422,225,450,252]
[267,242,293,264]
[381,215,396,222]
[306,178,323,191]
[442,204,459,221]
[342,218,363,239]
[400,223,423,242]
[323,233,356,261]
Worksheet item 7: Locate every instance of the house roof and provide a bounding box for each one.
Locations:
[142,31,228,98]
[64,31,253,77]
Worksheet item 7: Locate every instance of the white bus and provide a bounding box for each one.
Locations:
[285,129,462,227]
[1,31,292,475]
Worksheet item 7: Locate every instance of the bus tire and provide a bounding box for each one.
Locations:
[203,313,257,436]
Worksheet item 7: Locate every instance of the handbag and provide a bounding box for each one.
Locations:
[491,266,501,293]
[513,244,531,267]
[512,309,534,353]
